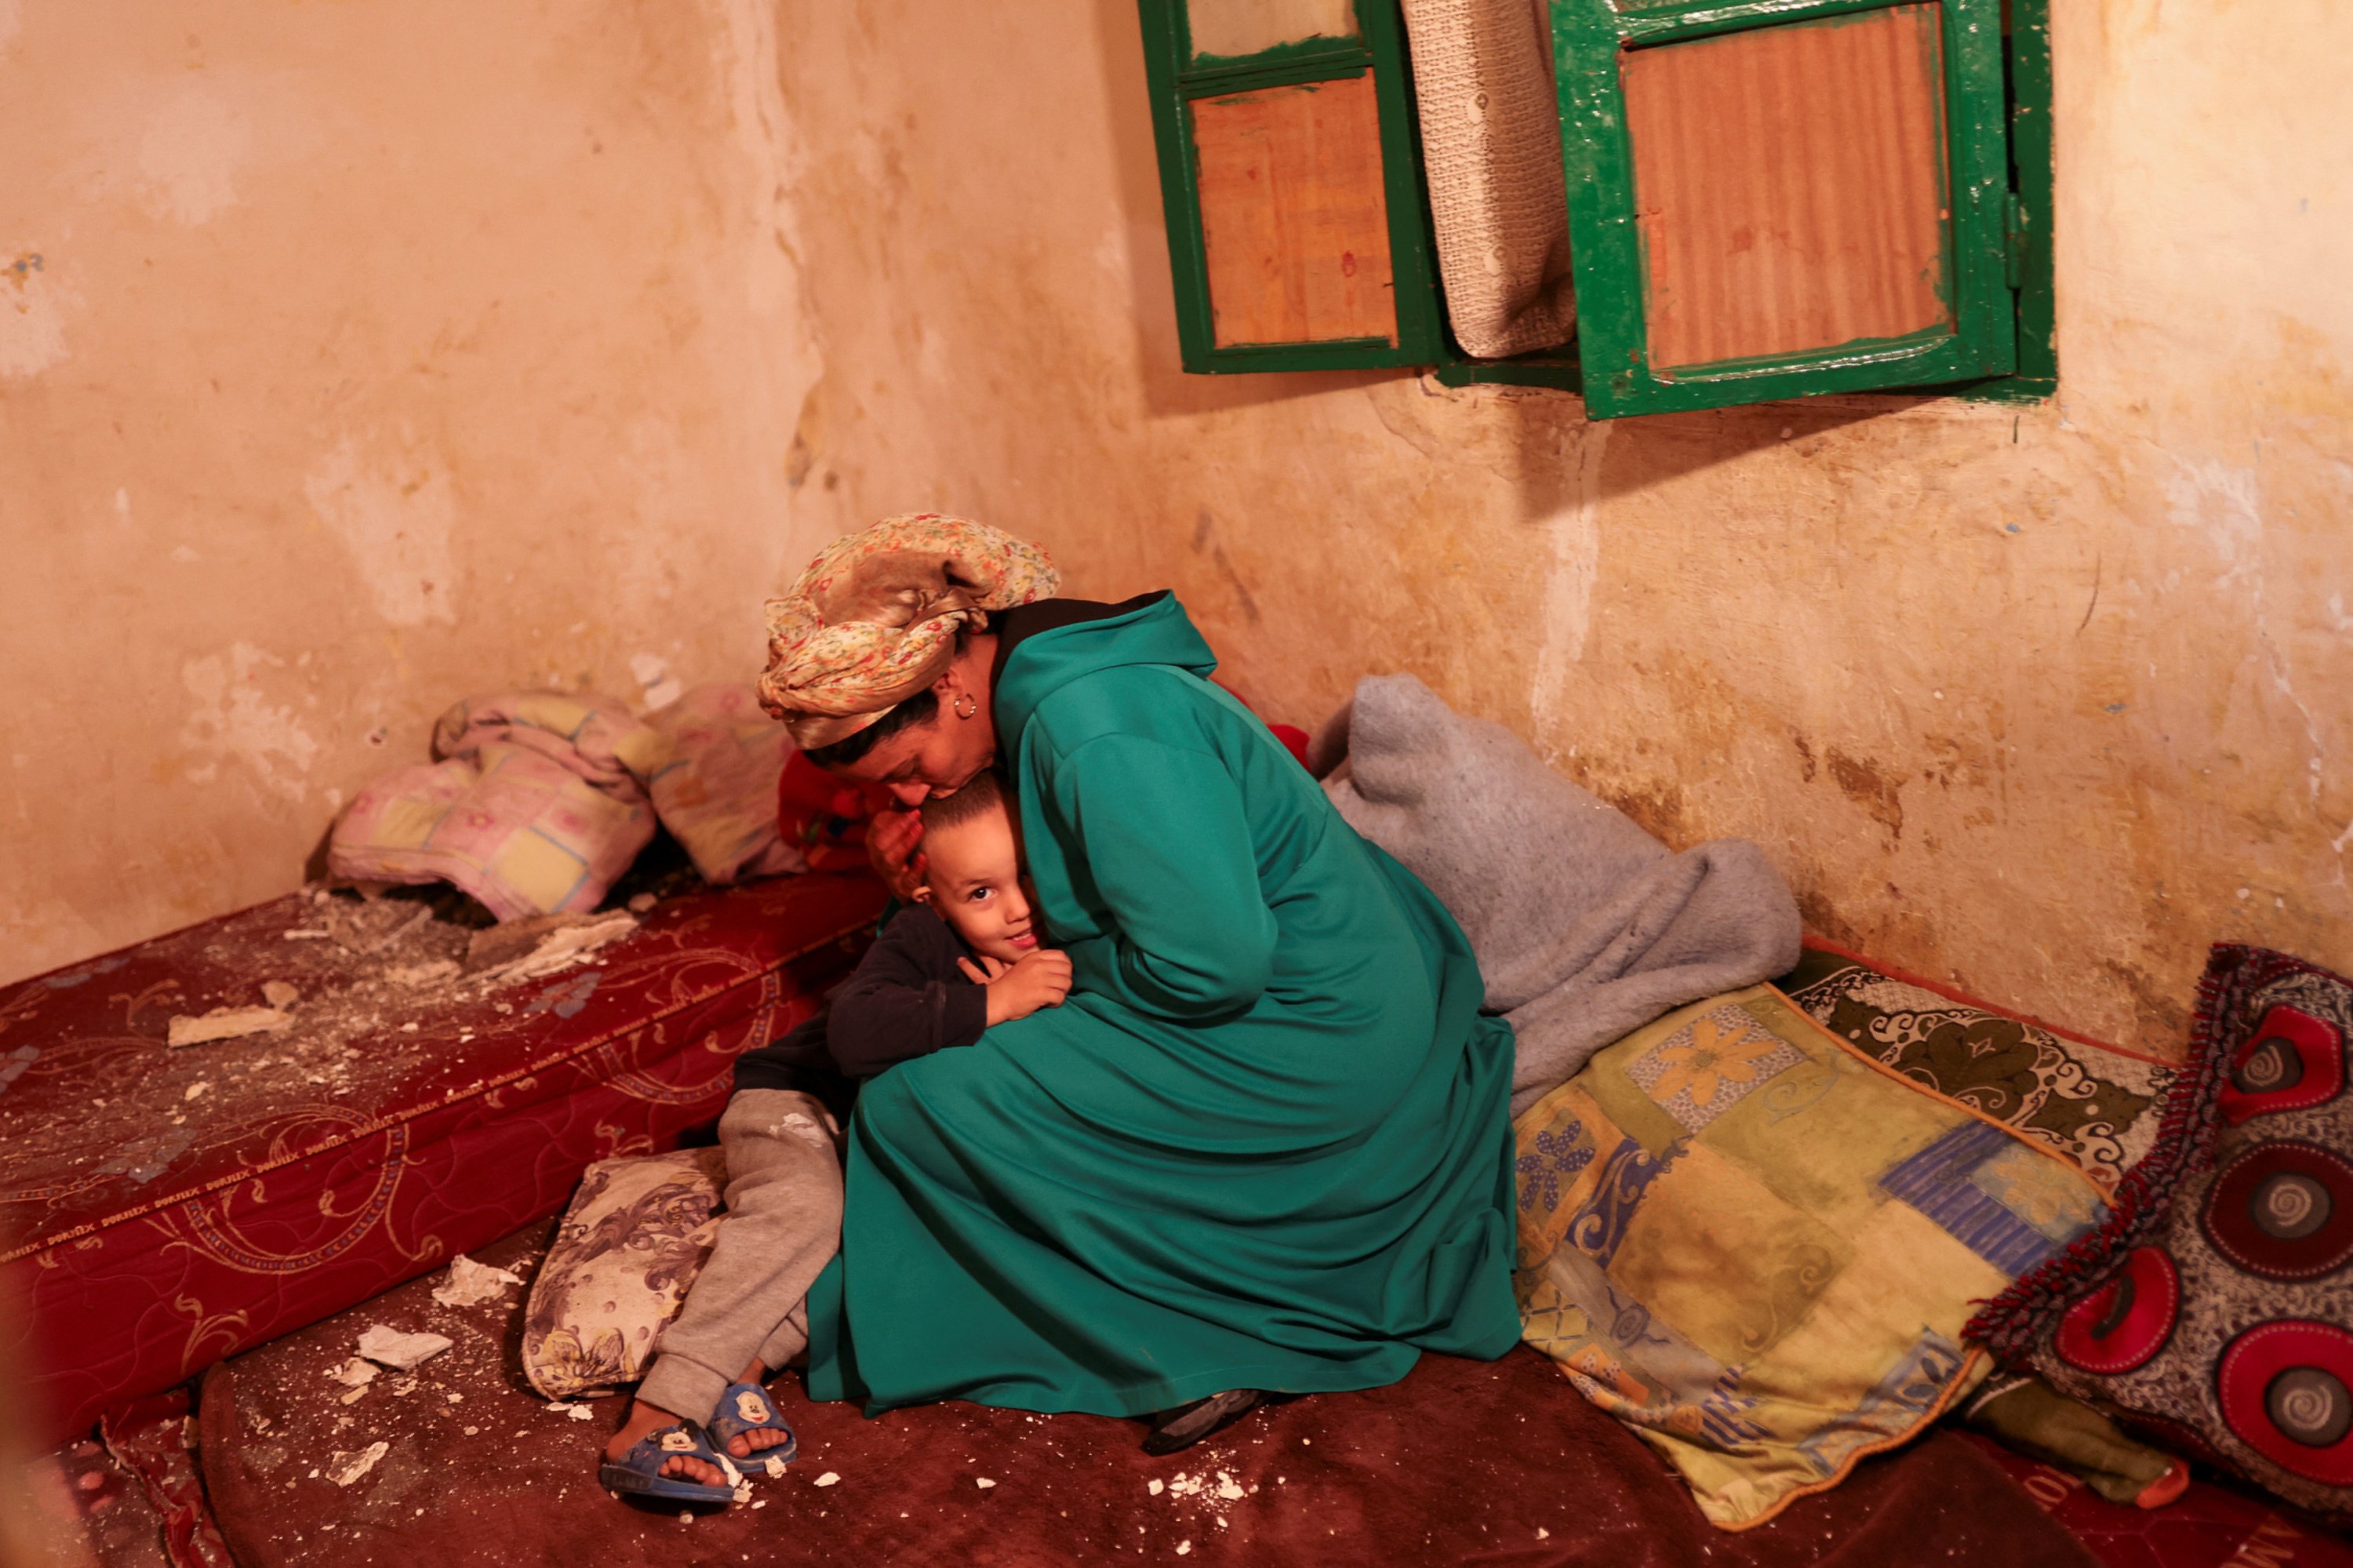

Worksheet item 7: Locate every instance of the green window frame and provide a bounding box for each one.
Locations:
[1136,0,2056,417]
[1551,0,2011,417]
[1136,0,1448,370]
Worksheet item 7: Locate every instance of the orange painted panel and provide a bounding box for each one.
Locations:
[1623,4,1951,373]
[1191,75,1398,347]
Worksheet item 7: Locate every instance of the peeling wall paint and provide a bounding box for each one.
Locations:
[0,251,71,379]
[134,84,250,226]
[0,0,831,984]
[766,0,2353,1057]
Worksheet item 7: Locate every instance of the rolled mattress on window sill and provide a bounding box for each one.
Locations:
[0,871,885,1446]
[1401,0,1577,359]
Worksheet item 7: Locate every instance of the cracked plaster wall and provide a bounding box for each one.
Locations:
[1,0,830,984]
[769,0,2351,1057]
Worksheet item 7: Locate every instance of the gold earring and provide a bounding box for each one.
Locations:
[953,693,979,720]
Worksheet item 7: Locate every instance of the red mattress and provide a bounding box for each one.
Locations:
[0,871,886,1447]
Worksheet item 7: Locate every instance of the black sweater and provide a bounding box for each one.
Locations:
[732,905,988,1117]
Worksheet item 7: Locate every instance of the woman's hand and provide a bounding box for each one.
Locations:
[961,950,1074,1025]
[867,807,927,904]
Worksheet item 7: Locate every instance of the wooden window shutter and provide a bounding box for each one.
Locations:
[1137,0,1446,371]
[1553,0,2019,417]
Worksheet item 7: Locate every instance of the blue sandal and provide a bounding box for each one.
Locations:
[707,1381,798,1472]
[598,1421,738,1506]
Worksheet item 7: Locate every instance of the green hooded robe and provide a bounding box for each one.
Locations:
[806,593,1520,1415]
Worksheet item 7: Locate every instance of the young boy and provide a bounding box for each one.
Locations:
[600,772,1069,1503]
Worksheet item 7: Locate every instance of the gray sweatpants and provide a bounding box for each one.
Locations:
[637,1088,844,1423]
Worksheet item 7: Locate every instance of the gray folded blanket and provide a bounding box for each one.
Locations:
[1315,675,1802,1113]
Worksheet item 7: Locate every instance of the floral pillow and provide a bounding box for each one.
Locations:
[1971,945,2353,1525]
[522,1147,727,1400]
[613,686,805,886]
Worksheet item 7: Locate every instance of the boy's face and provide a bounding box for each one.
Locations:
[915,806,1039,964]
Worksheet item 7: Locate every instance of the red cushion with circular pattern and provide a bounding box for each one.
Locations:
[1968,945,2353,1526]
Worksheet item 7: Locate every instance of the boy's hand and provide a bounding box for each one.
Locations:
[962,950,1072,1025]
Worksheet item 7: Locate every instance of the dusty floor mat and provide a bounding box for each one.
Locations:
[188,1223,2098,1567]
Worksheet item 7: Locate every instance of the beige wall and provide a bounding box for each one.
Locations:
[7,1,2346,1060]
[0,0,834,980]
[769,0,2351,1057]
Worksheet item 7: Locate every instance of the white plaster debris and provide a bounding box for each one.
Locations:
[433,1253,526,1308]
[282,930,331,940]
[1214,1472,1244,1501]
[1147,1479,1164,1496]
[355,1325,453,1372]
[328,1358,378,1388]
[260,980,301,1009]
[627,893,658,914]
[813,1472,841,1487]
[732,1482,754,1504]
[387,959,460,987]
[1176,1544,1191,1557]
[975,1477,996,1490]
[540,1402,595,1421]
[337,1387,369,1406]
[1536,1527,1551,1540]
[326,1442,388,1487]
[168,1006,290,1047]
[751,1500,768,1510]
[482,913,638,982]
[184,1082,211,1102]
[763,1456,786,1479]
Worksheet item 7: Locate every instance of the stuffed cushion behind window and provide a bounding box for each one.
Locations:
[1515,984,2109,1530]
[1969,945,2353,1526]
[521,1147,726,1400]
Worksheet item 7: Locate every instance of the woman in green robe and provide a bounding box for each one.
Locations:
[762,516,1520,1445]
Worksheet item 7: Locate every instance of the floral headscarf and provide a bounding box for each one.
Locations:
[758,514,1061,749]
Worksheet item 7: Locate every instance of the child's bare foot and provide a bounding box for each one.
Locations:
[606,1360,787,1488]
[603,1399,727,1489]
[714,1359,793,1462]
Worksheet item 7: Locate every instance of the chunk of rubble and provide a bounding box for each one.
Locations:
[465,911,637,980]
[168,1007,291,1048]
[327,1442,389,1487]
[431,1253,525,1308]
[813,1472,840,1488]
[328,1359,379,1388]
[260,980,301,1010]
[387,959,460,988]
[355,1325,453,1372]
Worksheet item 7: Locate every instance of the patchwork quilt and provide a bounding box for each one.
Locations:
[1780,943,2177,1191]
[1515,982,2111,1528]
